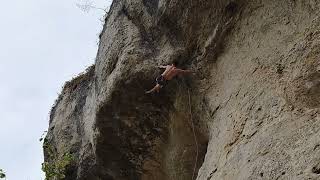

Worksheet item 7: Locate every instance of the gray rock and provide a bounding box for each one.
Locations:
[44,0,320,180]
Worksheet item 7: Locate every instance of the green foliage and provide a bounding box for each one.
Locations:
[0,169,6,179]
[42,139,74,180]
[42,152,73,180]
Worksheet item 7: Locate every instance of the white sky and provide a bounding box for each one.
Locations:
[0,0,112,179]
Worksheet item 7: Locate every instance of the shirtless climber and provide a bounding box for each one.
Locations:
[145,61,193,94]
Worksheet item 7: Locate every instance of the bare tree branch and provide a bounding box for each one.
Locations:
[76,0,108,14]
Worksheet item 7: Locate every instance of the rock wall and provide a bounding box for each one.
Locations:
[44,0,320,179]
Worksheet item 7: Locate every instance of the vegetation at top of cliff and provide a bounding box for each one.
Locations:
[76,0,109,14]
[41,138,74,180]
[49,65,95,122]
[76,0,111,41]
[63,64,95,92]
[0,169,6,179]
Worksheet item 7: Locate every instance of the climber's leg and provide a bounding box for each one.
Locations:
[146,84,161,94]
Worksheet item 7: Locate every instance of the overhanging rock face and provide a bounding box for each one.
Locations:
[44,0,320,180]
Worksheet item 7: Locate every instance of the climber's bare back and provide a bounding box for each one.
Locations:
[145,63,192,94]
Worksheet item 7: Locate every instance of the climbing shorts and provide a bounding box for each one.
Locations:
[156,75,166,87]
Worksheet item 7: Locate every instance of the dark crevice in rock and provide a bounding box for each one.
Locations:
[94,74,175,179]
[260,172,264,177]
[312,163,320,174]
[143,0,159,15]
[225,1,239,16]
[207,168,218,180]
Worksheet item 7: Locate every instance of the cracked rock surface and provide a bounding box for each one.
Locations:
[44,0,320,179]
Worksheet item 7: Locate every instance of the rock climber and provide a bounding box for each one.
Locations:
[145,61,193,94]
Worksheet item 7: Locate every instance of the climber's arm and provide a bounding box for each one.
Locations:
[176,69,193,75]
[157,65,167,69]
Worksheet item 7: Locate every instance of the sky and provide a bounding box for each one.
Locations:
[0,0,112,179]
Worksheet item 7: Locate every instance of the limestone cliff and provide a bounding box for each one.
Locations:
[44,0,320,179]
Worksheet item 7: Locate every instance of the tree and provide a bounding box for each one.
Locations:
[0,169,6,179]
[76,0,108,14]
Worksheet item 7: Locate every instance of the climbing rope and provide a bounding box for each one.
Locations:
[187,88,199,180]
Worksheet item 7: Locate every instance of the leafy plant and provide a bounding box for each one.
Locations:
[0,169,6,179]
[42,139,74,180]
[42,152,74,180]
